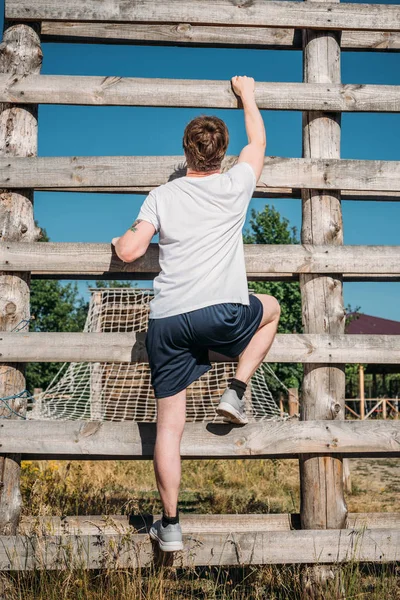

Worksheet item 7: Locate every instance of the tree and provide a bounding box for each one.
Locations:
[93,280,136,289]
[243,205,303,394]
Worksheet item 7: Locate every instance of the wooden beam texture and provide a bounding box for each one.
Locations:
[0,332,399,364]
[18,513,400,536]
[5,0,400,32]
[0,528,398,569]
[0,23,42,537]
[1,243,400,278]
[1,75,399,112]
[1,156,399,191]
[34,188,400,201]
[39,22,400,52]
[1,420,399,458]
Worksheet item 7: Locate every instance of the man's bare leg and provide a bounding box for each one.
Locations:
[153,388,186,517]
[235,293,280,383]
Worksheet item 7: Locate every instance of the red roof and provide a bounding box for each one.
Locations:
[346,313,400,335]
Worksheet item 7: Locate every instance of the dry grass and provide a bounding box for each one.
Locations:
[20,457,400,517]
[2,560,400,600]
[5,457,397,599]
[20,458,300,517]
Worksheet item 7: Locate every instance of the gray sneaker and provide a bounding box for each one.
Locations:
[149,519,183,552]
[216,388,249,425]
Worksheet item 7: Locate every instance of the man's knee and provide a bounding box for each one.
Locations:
[255,294,281,324]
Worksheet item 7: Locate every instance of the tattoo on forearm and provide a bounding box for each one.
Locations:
[129,219,142,233]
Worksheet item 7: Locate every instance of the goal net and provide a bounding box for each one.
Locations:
[29,288,286,422]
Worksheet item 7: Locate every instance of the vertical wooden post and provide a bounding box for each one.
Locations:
[31,387,43,418]
[342,459,352,494]
[288,388,299,417]
[0,23,42,534]
[359,365,365,420]
[382,398,387,420]
[90,291,104,420]
[298,0,347,594]
[279,393,284,418]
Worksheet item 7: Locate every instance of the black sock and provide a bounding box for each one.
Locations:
[162,508,179,527]
[228,377,247,400]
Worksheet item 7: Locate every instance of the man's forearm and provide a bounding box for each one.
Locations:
[242,94,266,147]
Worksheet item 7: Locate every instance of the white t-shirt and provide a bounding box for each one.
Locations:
[137,161,257,319]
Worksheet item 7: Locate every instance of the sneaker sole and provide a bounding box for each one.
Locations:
[216,402,248,425]
[149,527,184,552]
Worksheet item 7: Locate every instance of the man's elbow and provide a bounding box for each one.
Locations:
[254,139,266,150]
[115,245,146,263]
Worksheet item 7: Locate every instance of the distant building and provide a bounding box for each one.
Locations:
[346,313,400,336]
[346,313,400,399]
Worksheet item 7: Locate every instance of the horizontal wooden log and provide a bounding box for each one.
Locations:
[2,243,400,279]
[35,187,400,202]
[1,332,400,364]
[40,22,400,52]
[1,75,399,112]
[1,156,399,192]
[19,512,400,536]
[6,0,400,32]
[0,528,399,569]
[31,273,400,283]
[2,420,400,458]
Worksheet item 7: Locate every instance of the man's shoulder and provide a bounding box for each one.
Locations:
[152,177,182,195]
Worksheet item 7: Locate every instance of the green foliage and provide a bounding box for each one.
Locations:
[243,204,299,247]
[244,206,303,393]
[93,280,136,289]
[26,225,139,392]
[26,224,89,391]
[26,279,88,392]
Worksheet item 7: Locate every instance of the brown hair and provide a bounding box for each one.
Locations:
[183,115,229,172]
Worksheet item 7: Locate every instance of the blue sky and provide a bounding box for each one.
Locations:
[1,3,399,320]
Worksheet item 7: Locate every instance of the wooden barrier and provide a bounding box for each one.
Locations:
[39,22,400,52]
[1,332,400,364]
[1,75,399,112]
[1,155,399,191]
[345,397,400,419]
[0,528,398,570]
[18,512,400,535]
[0,420,399,459]
[1,243,400,279]
[2,0,400,578]
[6,0,400,32]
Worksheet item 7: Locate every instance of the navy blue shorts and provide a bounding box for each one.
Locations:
[145,294,264,399]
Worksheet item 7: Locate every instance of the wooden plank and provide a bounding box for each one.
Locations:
[0,23,42,536]
[1,156,399,192]
[5,0,400,32]
[1,331,400,364]
[30,188,400,203]
[1,75,400,112]
[0,528,399,569]
[33,187,400,201]
[2,242,400,278]
[18,512,400,536]
[40,22,400,52]
[1,420,400,458]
